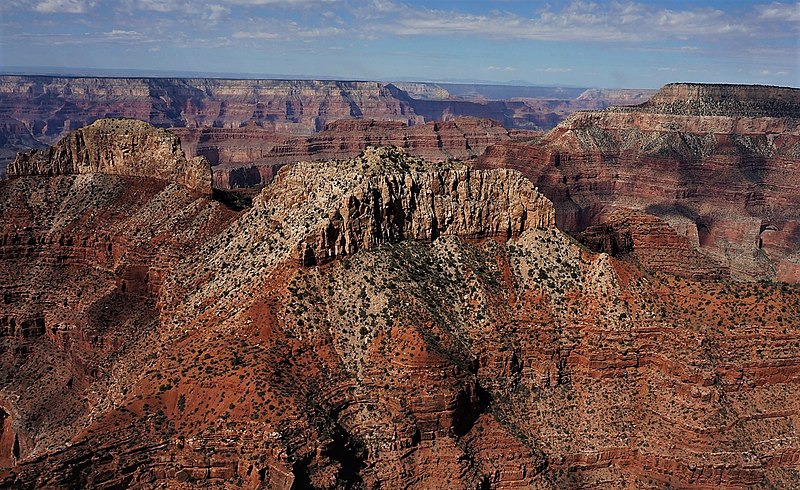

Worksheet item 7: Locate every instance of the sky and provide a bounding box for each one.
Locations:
[0,0,798,88]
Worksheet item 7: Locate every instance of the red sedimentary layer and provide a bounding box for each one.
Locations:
[0,75,653,178]
[172,118,536,189]
[478,84,800,282]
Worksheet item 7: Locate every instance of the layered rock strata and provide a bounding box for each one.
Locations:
[173,118,530,189]
[0,75,655,177]
[0,76,422,140]
[0,158,239,481]
[479,83,800,281]
[1,119,799,488]
[626,82,800,117]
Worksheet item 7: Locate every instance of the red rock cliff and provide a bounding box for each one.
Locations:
[0,75,655,178]
[174,118,528,189]
[479,83,800,281]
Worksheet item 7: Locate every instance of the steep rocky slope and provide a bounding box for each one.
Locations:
[0,124,240,481]
[479,83,800,282]
[1,119,799,488]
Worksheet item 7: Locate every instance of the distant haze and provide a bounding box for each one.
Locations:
[0,0,798,88]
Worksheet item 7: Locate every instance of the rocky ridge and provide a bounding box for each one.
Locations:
[9,118,212,194]
[263,146,555,265]
[161,145,555,329]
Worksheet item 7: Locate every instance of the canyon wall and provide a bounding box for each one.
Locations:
[479,83,800,281]
[0,76,421,140]
[173,118,533,188]
[0,75,654,178]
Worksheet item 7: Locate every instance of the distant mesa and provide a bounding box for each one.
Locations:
[8,118,212,195]
[625,82,800,117]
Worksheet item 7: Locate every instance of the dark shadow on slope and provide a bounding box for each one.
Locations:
[212,188,255,211]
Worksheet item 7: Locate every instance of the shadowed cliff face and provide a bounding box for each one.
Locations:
[0,77,423,141]
[479,83,800,282]
[1,117,800,489]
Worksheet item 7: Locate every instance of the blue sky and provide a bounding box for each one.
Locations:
[1,0,798,88]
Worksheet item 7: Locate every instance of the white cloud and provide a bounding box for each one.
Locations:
[103,29,142,39]
[295,26,343,37]
[654,8,747,36]
[221,0,337,5]
[757,69,790,76]
[537,67,573,73]
[34,0,93,13]
[361,1,757,43]
[207,4,229,20]
[233,21,342,40]
[134,0,180,12]
[10,0,796,87]
[13,28,157,46]
[133,0,334,8]
[757,2,800,22]
[233,31,281,39]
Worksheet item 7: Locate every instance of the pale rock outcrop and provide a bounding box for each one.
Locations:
[8,118,212,194]
[254,146,555,265]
